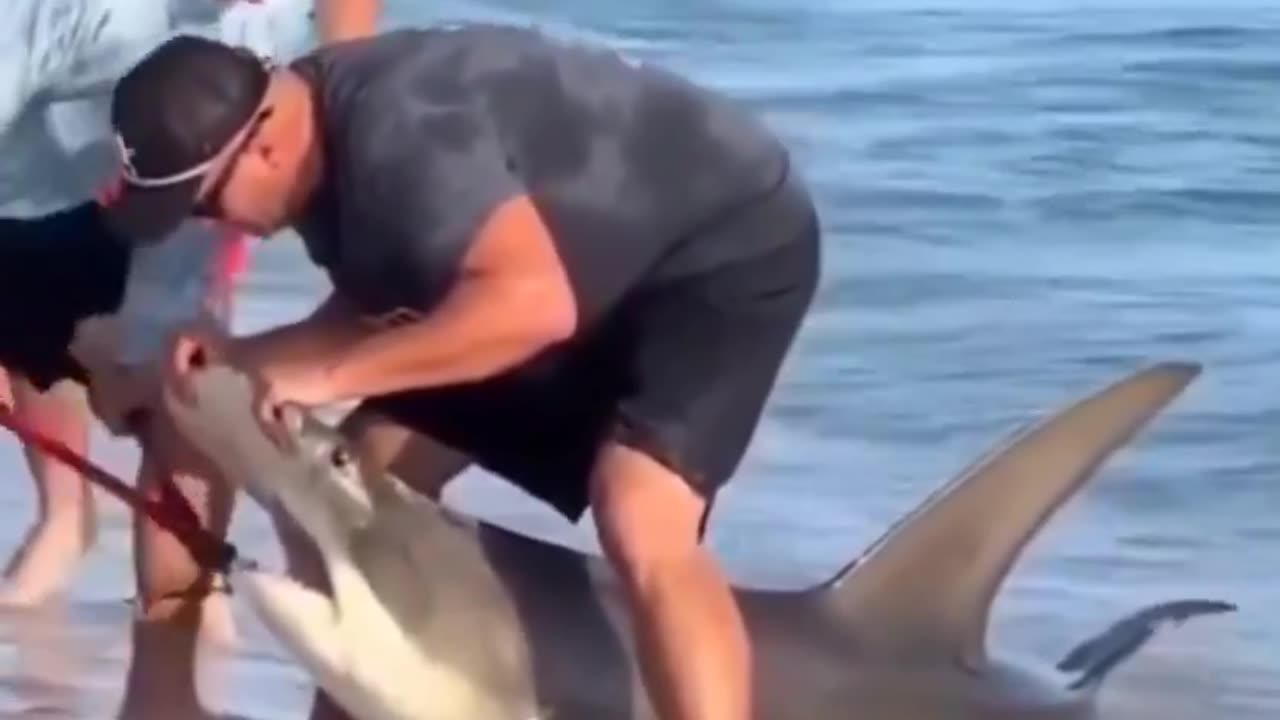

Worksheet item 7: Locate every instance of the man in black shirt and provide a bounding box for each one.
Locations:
[103,27,820,720]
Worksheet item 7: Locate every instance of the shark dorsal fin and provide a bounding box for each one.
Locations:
[814,362,1200,667]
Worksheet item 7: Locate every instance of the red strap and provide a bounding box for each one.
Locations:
[96,156,254,288]
[218,228,251,281]
[0,406,238,573]
[96,172,125,207]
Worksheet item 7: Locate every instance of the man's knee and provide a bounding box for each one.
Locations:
[11,376,88,431]
[590,442,710,589]
[339,406,471,499]
[13,374,85,402]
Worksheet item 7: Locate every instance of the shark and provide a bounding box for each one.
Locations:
[162,360,1235,720]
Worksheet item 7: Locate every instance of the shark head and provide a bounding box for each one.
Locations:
[164,364,500,720]
[163,364,376,557]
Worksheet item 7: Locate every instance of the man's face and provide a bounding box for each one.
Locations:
[193,79,312,236]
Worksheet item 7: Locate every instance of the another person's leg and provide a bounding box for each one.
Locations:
[587,177,820,720]
[115,598,218,720]
[129,411,237,628]
[119,438,238,718]
[0,3,102,606]
[126,250,242,633]
[0,372,97,606]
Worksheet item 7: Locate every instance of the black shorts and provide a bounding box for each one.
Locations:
[363,171,820,521]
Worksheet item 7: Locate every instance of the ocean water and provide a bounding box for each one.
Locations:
[1,0,1277,717]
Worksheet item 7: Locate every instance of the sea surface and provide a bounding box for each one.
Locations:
[1,0,1277,717]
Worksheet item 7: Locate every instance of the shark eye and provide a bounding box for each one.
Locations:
[329,446,352,470]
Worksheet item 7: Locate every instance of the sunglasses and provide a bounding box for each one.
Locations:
[192,105,276,219]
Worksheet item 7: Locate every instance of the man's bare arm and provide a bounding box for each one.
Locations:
[315,0,382,43]
[232,292,369,369]
[301,194,577,404]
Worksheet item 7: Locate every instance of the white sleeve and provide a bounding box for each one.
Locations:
[32,0,168,102]
[201,0,316,63]
[36,0,317,104]
[0,0,37,138]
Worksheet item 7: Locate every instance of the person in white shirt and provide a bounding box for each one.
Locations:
[0,0,380,627]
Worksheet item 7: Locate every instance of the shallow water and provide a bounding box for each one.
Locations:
[1,0,1277,717]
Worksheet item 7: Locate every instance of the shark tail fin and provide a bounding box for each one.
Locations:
[810,362,1201,667]
[1058,599,1237,691]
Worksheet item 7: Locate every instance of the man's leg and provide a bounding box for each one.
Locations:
[0,372,97,606]
[580,169,820,718]
[273,406,471,720]
[590,442,749,720]
[341,407,473,498]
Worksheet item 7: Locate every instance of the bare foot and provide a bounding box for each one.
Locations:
[0,511,97,607]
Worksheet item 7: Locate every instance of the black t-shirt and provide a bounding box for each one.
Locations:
[0,202,132,389]
[290,25,789,329]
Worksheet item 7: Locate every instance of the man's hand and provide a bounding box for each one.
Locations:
[165,314,347,450]
[169,324,339,406]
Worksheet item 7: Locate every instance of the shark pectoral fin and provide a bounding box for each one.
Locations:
[1058,598,1236,692]
[813,362,1201,667]
[237,570,343,672]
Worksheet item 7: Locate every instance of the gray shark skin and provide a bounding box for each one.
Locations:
[163,361,1235,720]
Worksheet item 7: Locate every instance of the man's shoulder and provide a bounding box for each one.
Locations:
[290,29,436,129]
[293,28,509,168]
[290,25,512,96]
[10,0,162,98]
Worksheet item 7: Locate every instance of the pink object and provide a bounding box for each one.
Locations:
[217,226,252,284]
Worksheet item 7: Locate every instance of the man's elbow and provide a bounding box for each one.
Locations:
[316,0,382,42]
[469,194,580,351]
[513,276,578,348]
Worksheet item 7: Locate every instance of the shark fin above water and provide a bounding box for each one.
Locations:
[809,362,1202,668]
